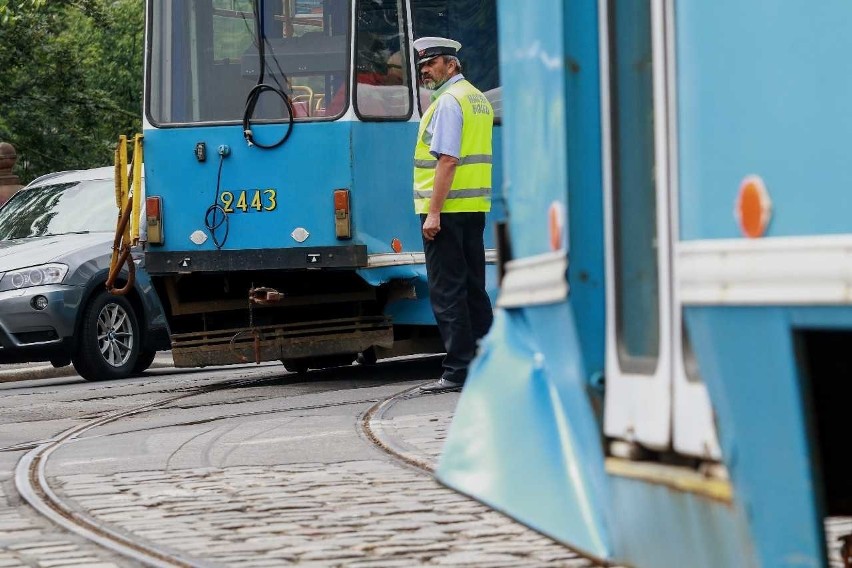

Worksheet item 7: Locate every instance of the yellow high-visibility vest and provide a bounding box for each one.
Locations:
[413,79,493,214]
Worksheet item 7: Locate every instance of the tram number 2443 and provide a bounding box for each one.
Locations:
[219,189,277,213]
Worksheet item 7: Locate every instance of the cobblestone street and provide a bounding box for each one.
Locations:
[0,369,599,567]
[47,407,591,567]
[0,483,120,568]
[55,462,586,567]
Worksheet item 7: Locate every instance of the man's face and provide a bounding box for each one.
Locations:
[419,57,452,90]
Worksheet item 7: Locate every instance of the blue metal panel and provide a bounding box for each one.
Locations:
[789,306,852,330]
[609,475,757,568]
[685,307,825,568]
[381,267,434,325]
[351,122,423,256]
[349,122,505,256]
[438,0,610,559]
[438,306,612,560]
[564,0,605,383]
[143,122,353,252]
[676,1,852,240]
[493,0,606,382]
[496,0,569,260]
[350,120,504,325]
[359,264,500,326]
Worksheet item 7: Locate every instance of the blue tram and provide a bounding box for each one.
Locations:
[438,1,852,567]
[140,0,503,369]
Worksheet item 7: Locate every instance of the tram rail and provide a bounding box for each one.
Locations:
[15,392,205,568]
[360,385,434,474]
[13,370,852,567]
[12,374,421,567]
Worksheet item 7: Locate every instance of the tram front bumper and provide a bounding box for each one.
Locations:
[170,315,393,367]
[145,245,368,275]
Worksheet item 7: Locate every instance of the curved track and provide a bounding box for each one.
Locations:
[360,384,434,474]
[14,375,422,568]
[14,372,852,568]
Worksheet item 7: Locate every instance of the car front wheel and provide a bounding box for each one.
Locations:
[72,290,140,381]
[132,349,157,375]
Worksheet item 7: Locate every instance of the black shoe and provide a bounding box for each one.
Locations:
[419,377,464,394]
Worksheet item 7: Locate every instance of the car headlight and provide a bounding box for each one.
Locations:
[0,263,68,291]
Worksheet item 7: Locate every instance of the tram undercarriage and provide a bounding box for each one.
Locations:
[152,269,441,370]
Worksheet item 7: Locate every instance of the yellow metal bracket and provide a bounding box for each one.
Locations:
[107,134,144,296]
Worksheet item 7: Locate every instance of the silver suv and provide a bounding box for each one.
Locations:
[0,167,170,380]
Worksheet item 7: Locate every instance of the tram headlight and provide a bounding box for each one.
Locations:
[0,263,68,291]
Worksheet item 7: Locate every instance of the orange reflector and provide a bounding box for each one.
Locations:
[391,238,403,253]
[333,189,351,239]
[735,176,771,238]
[145,196,164,245]
[548,201,564,251]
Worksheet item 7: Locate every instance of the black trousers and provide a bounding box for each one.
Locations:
[421,212,493,382]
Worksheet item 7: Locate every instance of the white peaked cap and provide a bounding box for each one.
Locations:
[413,37,462,65]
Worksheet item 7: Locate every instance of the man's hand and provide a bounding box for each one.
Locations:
[422,155,457,241]
[422,212,441,241]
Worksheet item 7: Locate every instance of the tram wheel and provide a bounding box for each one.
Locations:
[281,359,309,374]
[313,354,358,369]
[356,347,377,366]
[282,354,357,374]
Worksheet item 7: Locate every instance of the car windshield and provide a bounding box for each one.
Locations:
[0,179,117,240]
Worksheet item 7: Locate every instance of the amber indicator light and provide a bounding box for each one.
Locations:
[548,201,564,251]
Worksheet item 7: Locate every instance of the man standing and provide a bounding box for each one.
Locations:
[413,37,494,394]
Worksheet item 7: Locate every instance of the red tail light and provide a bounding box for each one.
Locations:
[146,196,164,245]
[334,189,351,239]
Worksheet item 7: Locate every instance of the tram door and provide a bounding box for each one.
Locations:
[601,0,720,459]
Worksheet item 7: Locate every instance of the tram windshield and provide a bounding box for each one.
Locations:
[148,0,351,125]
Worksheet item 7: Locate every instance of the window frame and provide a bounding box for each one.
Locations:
[352,0,414,122]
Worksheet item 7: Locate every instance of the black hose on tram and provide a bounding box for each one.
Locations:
[242,0,295,150]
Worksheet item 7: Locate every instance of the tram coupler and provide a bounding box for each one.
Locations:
[249,286,284,305]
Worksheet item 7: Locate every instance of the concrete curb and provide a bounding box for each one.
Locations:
[0,353,174,383]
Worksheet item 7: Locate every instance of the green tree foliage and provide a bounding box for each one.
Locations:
[0,0,142,183]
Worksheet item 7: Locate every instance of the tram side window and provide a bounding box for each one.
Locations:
[149,0,350,125]
[608,0,660,372]
[411,0,501,119]
[353,0,412,119]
